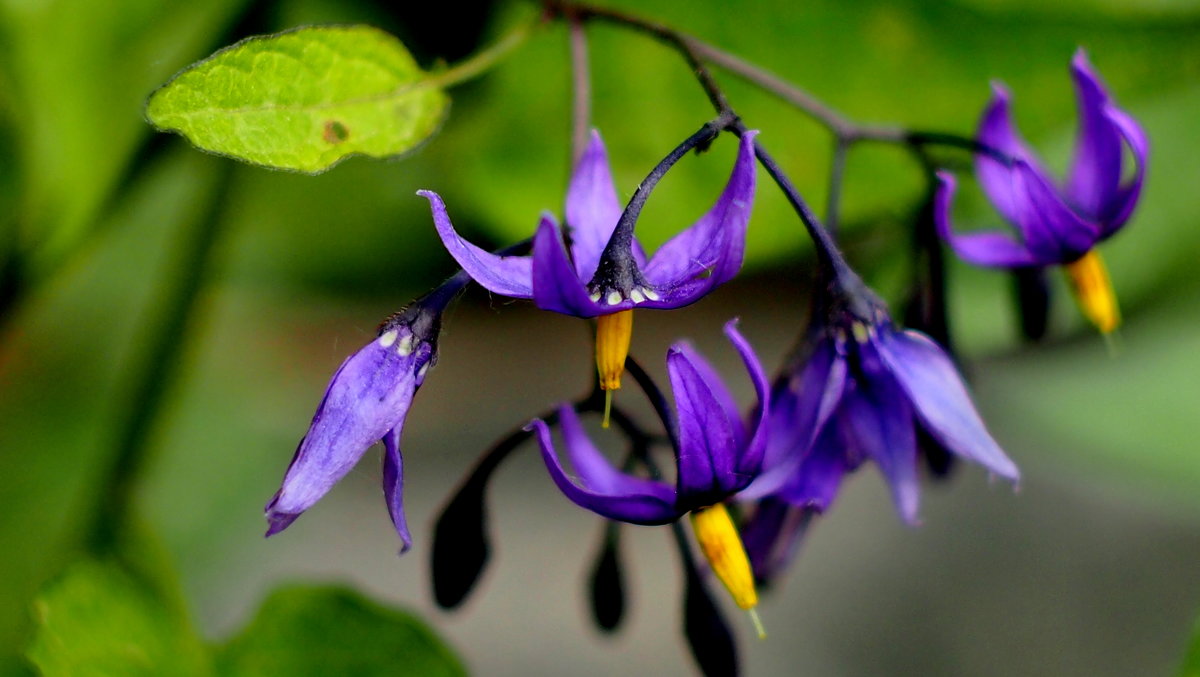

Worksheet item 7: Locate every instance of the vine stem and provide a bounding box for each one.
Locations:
[88,157,235,554]
[425,15,540,90]
[546,0,1015,247]
[568,15,591,167]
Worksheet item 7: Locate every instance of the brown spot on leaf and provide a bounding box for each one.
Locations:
[323,120,349,144]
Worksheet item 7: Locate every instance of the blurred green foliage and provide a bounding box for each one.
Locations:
[27,560,463,677]
[0,0,1198,674]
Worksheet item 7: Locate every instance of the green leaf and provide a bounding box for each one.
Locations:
[146,26,449,173]
[215,585,466,677]
[26,560,210,677]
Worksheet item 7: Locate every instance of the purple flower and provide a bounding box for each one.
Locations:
[936,49,1147,333]
[526,319,769,525]
[419,130,757,395]
[420,130,757,318]
[264,284,454,552]
[743,285,1019,526]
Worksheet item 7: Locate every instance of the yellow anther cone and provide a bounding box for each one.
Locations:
[690,503,765,639]
[595,310,634,428]
[1064,250,1120,335]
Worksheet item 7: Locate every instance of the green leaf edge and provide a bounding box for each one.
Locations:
[143,24,451,175]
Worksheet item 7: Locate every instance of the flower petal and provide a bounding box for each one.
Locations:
[265,336,426,535]
[420,190,533,298]
[1097,103,1149,236]
[876,329,1019,481]
[840,355,921,525]
[975,83,1040,224]
[382,425,413,553]
[529,412,677,525]
[1064,49,1124,222]
[934,171,1038,268]
[531,214,617,317]
[668,344,741,501]
[741,498,814,585]
[670,340,746,449]
[723,319,770,477]
[641,131,758,294]
[1012,159,1102,260]
[566,131,624,281]
[739,336,845,499]
[776,424,851,512]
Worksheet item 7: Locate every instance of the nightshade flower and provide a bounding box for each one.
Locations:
[936,49,1148,334]
[264,277,461,552]
[420,129,757,410]
[527,319,769,627]
[743,277,1019,534]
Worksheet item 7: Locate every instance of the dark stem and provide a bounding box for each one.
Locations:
[826,136,850,235]
[88,157,235,553]
[568,15,591,167]
[595,112,736,277]
[624,355,678,452]
[549,1,1016,166]
[548,1,859,287]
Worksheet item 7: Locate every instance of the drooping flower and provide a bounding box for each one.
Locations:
[420,129,757,399]
[743,276,1019,530]
[264,276,462,552]
[527,319,769,622]
[936,48,1148,334]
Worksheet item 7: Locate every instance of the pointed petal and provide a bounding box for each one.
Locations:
[531,214,616,317]
[382,425,413,553]
[419,190,533,298]
[566,131,624,281]
[739,337,845,500]
[934,171,1038,268]
[777,424,851,512]
[265,336,426,534]
[671,340,745,449]
[1065,49,1124,222]
[1098,104,1149,235]
[642,131,758,294]
[723,319,770,477]
[1012,159,1101,261]
[877,329,1020,481]
[840,361,921,525]
[668,345,741,500]
[975,83,1040,224]
[529,413,677,525]
[741,498,814,585]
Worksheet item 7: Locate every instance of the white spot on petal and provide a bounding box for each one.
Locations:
[397,335,415,356]
[416,363,429,381]
[629,288,646,304]
[378,330,398,348]
[643,288,661,301]
[589,291,602,303]
[606,291,623,306]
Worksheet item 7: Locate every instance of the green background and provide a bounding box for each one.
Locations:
[1,0,1198,674]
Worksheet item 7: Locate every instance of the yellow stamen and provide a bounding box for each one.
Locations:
[602,390,613,429]
[690,503,763,637]
[1064,250,1120,334]
[595,309,633,392]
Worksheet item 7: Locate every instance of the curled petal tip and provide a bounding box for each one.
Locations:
[1071,46,1093,70]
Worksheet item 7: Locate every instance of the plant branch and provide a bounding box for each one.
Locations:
[568,15,591,167]
[88,157,235,554]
